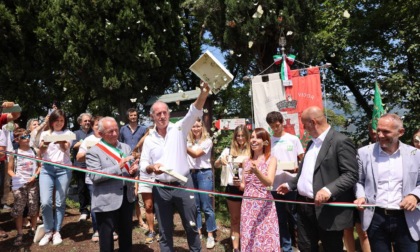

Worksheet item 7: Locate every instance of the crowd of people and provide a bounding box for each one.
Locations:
[1,91,420,252]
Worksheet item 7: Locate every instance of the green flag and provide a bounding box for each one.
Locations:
[372,82,385,130]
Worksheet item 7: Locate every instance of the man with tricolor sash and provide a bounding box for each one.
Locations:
[86,117,139,252]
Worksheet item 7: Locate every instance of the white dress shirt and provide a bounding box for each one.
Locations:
[140,104,203,182]
[376,146,403,209]
[297,126,331,198]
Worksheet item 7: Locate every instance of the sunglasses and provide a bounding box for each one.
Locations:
[19,135,31,140]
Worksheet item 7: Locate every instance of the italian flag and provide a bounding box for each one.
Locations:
[96,140,130,172]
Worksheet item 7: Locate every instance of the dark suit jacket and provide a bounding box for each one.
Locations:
[288,128,359,231]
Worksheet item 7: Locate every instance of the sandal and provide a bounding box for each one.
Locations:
[13,234,23,246]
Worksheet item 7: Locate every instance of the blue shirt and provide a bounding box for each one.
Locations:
[119,124,147,151]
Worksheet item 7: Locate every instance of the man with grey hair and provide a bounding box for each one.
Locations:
[140,82,210,251]
[71,112,93,221]
[87,117,138,252]
[355,113,420,251]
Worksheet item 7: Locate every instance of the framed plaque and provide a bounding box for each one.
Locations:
[189,50,233,94]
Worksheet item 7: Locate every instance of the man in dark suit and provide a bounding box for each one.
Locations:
[278,106,359,252]
[86,117,138,252]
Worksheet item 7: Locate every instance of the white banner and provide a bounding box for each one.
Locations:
[251,73,286,131]
[215,118,246,130]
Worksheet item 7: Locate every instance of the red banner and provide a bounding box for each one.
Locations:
[282,67,323,145]
[252,67,322,147]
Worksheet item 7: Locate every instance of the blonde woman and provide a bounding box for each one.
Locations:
[214,125,250,252]
[187,118,216,249]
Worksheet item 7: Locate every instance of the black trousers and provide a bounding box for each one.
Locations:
[153,174,201,252]
[297,197,343,252]
[75,170,90,214]
[95,187,134,252]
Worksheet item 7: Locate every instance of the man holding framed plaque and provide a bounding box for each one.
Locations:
[140,82,210,252]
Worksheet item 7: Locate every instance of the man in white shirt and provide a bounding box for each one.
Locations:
[278,106,358,252]
[266,111,304,252]
[355,113,420,251]
[140,82,209,252]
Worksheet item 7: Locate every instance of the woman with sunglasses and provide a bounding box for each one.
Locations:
[37,109,73,246]
[214,125,251,252]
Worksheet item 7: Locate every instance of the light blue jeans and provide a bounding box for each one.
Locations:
[191,169,217,233]
[39,164,72,233]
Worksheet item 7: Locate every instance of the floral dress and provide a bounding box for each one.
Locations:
[240,157,280,252]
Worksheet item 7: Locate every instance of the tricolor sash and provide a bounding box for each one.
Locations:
[96,140,130,172]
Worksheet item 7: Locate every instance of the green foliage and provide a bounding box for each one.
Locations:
[1,0,420,144]
[65,197,80,209]
[186,0,420,143]
[1,0,203,126]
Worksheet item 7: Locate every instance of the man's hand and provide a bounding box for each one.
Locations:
[400,194,419,211]
[146,163,164,175]
[314,188,331,206]
[354,197,366,211]
[119,155,134,170]
[200,81,210,94]
[128,159,139,176]
[276,183,290,195]
[1,102,14,108]
[73,141,82,150]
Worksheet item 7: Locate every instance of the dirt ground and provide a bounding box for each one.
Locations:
[0,206,233,252]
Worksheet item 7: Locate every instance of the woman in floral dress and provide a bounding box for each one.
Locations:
[240,128,280,252]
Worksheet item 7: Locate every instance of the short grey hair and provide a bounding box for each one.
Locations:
[77,113,92,124]
[26,118,39,130]
[380,113,404,129]
[98,117,117,133]
[149,101,169,115]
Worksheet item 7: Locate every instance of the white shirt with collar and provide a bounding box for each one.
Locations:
[376,146,403,209]
[297,126,331,198]
[140,104,203,182]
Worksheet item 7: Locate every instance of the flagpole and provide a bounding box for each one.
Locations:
[321,64,330,121]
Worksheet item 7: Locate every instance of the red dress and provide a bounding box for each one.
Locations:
[240,157,280,251]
